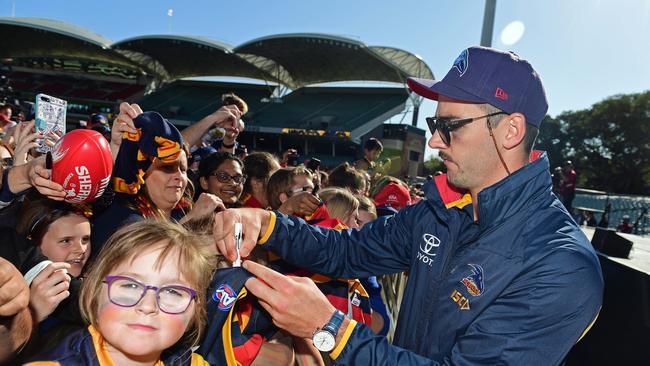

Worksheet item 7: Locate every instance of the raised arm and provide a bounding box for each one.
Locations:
[181,105,242,149]
[214,204,419,279]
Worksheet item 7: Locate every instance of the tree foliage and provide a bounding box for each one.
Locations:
[423,155,446,176]
[535,91,650,194]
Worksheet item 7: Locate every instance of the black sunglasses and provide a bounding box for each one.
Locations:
[425,111,506,146]
[209,171,247,184]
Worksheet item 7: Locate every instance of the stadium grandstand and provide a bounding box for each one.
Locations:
[0,17,434,175]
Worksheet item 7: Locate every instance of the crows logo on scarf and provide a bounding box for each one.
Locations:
[198,267,277,366]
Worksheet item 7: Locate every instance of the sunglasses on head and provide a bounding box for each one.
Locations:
[425,111,506,146]
[209,171,247,184]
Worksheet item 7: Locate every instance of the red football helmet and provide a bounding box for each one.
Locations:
[51,129,113,203]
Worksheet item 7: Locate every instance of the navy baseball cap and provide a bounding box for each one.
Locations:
[407,46,548,127]
[190,146,217,165]
[89,113,109,127]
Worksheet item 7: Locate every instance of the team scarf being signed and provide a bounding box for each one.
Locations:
[112,111,184,195]
[198,206,372,366]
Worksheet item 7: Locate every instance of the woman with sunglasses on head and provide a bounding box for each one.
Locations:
[25,219,214,366]
[197,151,245,208]
[92,104,224,254]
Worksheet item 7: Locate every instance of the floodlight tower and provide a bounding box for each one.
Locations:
[411,0,497,127]
[481,0,497,47]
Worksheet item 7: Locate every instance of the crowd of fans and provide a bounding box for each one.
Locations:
[0,92,425,365]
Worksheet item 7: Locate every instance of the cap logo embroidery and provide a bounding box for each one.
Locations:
[452,49,469,76]
[495,87,508,101]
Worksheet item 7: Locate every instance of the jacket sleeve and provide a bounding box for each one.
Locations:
[332,243,603,365]
[333,323,447,366]
[261,203,426,279]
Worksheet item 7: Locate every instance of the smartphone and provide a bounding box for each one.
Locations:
[235,145,247,156]
[35,93,67,153]
[306,158,321,172]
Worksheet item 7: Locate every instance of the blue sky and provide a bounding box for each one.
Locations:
[2,0,649,158]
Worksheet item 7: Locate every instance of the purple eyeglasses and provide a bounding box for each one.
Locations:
[103,275,197,314]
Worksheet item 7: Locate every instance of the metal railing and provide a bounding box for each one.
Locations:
[378,272,408,342]
[573,188,650,236]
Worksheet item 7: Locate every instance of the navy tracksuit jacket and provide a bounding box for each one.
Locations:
[261,153,603,365]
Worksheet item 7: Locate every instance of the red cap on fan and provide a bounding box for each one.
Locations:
[51,129,113,203]
[373,182,411,211]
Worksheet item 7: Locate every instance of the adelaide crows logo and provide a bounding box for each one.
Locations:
[213,284,238,311]
[452,49,469,76]
[461,264,484,296]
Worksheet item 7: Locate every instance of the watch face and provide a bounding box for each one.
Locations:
[313,330,336,352]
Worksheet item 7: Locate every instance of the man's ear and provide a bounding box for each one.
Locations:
[199,176,209,191]
[503,113,526,150]
[279,192,289,204]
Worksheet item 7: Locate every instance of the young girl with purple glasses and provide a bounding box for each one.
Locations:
[26,219,216,366]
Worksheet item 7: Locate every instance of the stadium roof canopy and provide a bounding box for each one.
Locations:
[0,18,434,89]
[0,17,136,70]
[111,35,284,83]
[235,33,434,89]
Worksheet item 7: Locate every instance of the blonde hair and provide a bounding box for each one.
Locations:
[79,220,216,347]
[319,187,359,223]
[355,194,377,220]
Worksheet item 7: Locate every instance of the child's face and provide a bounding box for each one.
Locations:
[40,214,91,277]
[291,174,314,193]
[364,148,381,162]
[97,244,195,361]
[357,209,376,228]
[343,208,360,229]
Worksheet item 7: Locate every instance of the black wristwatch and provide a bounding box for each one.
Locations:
[312,309,345,352]
[221,141,236,148]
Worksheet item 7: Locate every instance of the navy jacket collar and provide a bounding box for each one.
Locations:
[423,153,552,231]
[475,152,552,229]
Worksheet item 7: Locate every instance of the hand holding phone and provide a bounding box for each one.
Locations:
[35,94,67,153]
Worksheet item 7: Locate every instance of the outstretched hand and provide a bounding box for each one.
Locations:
[0,257,30,317]
[28,156,66,200]
[180,193,226,224]
[11,121,38,166]
[243,260,335,338]
[213,208,272,262]
[278,191,321,217]
[110,102,142,160]
[29,262,71,323]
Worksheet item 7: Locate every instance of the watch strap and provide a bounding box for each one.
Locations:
[220,141,236,148]
[322,309,345,337]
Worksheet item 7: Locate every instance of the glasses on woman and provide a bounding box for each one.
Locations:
[425,111,506,146]
[103,275,197,314]
[209,171,247,184]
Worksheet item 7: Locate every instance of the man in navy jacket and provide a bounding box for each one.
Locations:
[214,46,604,365]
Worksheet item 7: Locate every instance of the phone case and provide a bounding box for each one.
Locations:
[35,93,67,153]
